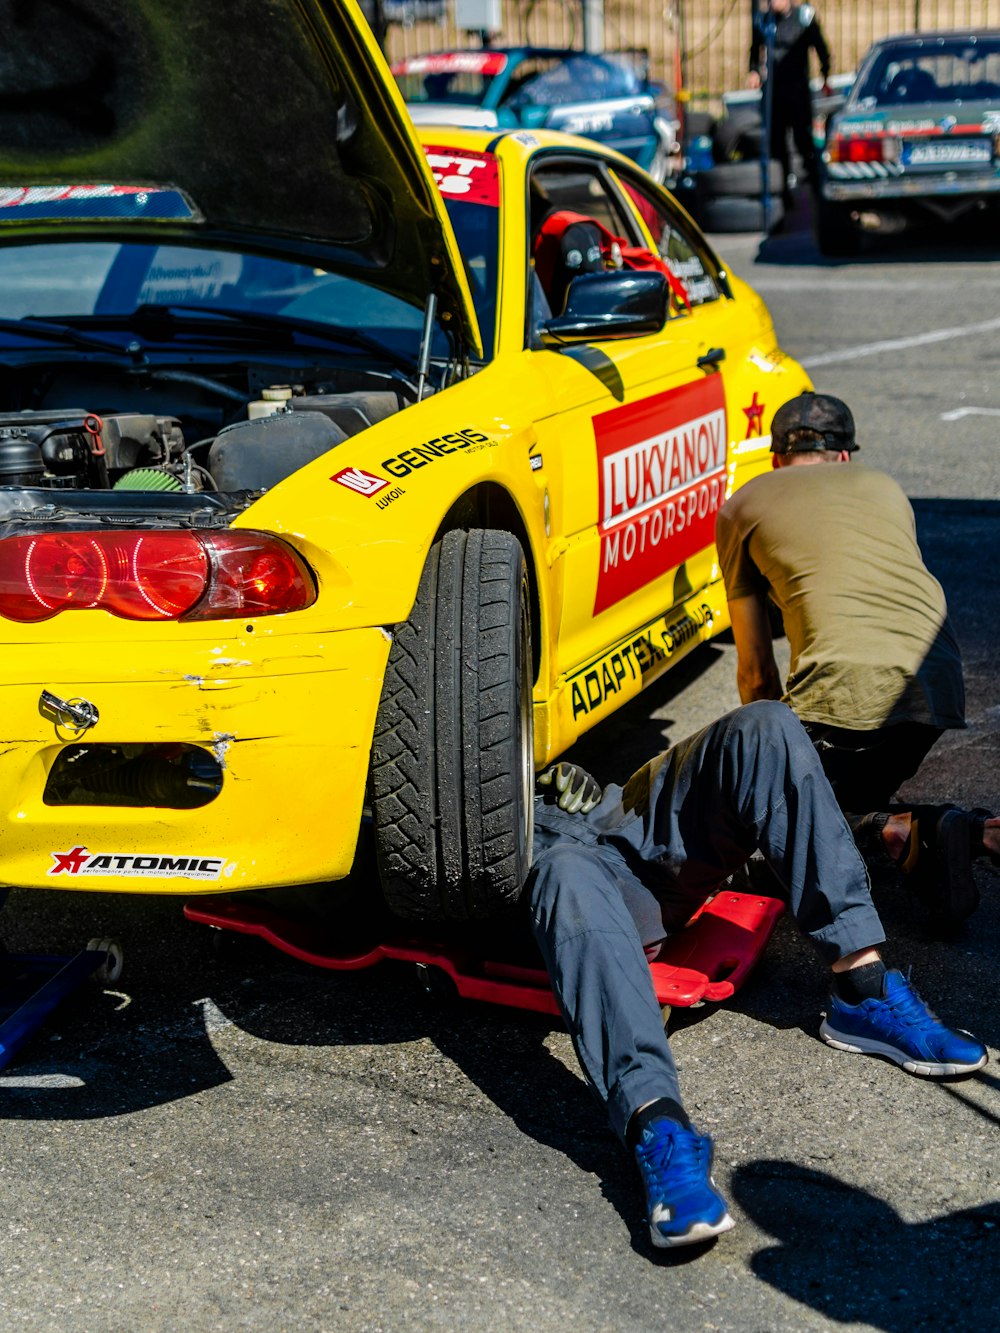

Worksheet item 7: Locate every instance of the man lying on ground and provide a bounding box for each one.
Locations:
[533,703,987,1250]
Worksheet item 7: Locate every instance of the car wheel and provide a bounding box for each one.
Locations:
[372,529,534,921]
[815,198,861,257]
[693,193,785,233]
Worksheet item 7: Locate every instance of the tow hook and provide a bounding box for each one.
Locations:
[39,690,100,733]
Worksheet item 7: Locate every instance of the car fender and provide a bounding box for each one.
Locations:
[235,376,549,633]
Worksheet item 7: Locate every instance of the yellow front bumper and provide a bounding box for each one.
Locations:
[0,624,391,893]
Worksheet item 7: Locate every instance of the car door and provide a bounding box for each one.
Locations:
[524,155,730,728]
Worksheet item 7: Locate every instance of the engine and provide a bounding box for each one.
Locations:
[0,410,189,491]
[0,384,408,499]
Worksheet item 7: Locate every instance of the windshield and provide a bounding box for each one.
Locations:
[440,200,498,359]
[854,37,1000,107]
[0,242,451,363]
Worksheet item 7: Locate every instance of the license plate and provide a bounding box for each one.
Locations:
[904,138,993,166]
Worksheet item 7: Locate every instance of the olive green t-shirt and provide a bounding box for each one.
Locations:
[715,462,965,730]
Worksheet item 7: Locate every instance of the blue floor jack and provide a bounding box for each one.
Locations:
[0,889,123,1072]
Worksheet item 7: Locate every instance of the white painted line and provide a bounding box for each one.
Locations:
[940,407,1000,421]
[801,316,1000,368]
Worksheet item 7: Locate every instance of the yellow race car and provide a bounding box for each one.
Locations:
[0,0,810,922]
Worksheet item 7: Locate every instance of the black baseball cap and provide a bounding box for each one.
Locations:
[770,392,858,454]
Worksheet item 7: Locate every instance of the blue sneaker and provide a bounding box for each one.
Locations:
[634,1118,735,1248]
[820,969,988,1078]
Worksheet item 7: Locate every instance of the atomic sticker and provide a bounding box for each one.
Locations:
[49,846,225,879]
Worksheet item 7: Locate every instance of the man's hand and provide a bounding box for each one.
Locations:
[747,70,762,90]
[537,761,603,814]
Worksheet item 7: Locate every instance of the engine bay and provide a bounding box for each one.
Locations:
[0,359,419,529]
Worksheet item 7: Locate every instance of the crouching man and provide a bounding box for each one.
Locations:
[532,702,987,1249]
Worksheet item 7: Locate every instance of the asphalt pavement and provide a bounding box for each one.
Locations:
[3,200,1000,1333]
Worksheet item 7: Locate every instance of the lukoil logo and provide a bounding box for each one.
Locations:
[332,467,389,496]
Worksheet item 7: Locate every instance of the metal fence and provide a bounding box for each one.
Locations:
[385,0,1000,111]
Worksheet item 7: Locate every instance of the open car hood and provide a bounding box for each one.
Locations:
[0,0,482,356]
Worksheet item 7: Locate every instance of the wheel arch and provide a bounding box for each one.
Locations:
[432,482,544,685]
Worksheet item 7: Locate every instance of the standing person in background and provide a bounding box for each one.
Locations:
[748,0,832,205]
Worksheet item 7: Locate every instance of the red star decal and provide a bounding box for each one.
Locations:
[50,845,90,875]
[743,391,765,437]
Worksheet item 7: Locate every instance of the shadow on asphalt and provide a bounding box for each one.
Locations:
[731,1159,1000,1329]
[717,187,1000,268]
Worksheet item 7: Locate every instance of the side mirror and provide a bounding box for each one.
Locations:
[539,270,669,345]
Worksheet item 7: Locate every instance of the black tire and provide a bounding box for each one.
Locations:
[694,159,784,198]
[372,529,535,921]
[815,198,861,257]
[693,193,785,233]
[712,108,764,161]
[682,109,715,141]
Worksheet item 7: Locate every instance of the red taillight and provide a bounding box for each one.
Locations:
[0,530,316,623]
[828,134,886,163]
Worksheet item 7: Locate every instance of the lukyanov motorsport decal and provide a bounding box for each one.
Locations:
[594,377,728,614]
[49,846,227,879]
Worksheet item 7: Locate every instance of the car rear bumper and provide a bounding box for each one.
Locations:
[0,625,391,893]
[823,170,1000,203]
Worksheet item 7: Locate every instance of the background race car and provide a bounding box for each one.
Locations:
[393,46,680,181]
[817,28,1000,254]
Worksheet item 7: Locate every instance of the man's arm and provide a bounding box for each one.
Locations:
[728,593,783,703]
[808,11,832,82]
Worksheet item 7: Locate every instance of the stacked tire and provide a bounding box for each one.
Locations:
[673,107,786,234]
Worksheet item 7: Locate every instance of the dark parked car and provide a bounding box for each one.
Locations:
[392,46,679,181]
[818,29,1000,254]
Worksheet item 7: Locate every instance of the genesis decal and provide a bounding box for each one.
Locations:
[49,846,225,879]
[569,604,715,720]
[423,147,499,206]
[593,378,728,613]
[382,428,491,478]
[332,466,389,496]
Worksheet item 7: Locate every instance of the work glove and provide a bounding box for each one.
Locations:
[537,761,603,814]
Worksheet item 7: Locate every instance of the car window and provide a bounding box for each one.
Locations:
[423,145,501,361]
[530,162,634,237]
[855,38,1000,107]
[509,54,641,108]
[527,161,638,338]
[616,176,724,308]
[499,57,561,105]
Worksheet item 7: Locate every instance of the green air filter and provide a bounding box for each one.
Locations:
[113,469,184,492]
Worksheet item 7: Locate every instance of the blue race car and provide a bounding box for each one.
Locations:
[392,46,679,181]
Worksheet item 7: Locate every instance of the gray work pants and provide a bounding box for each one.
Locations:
[527,701,883,1142]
